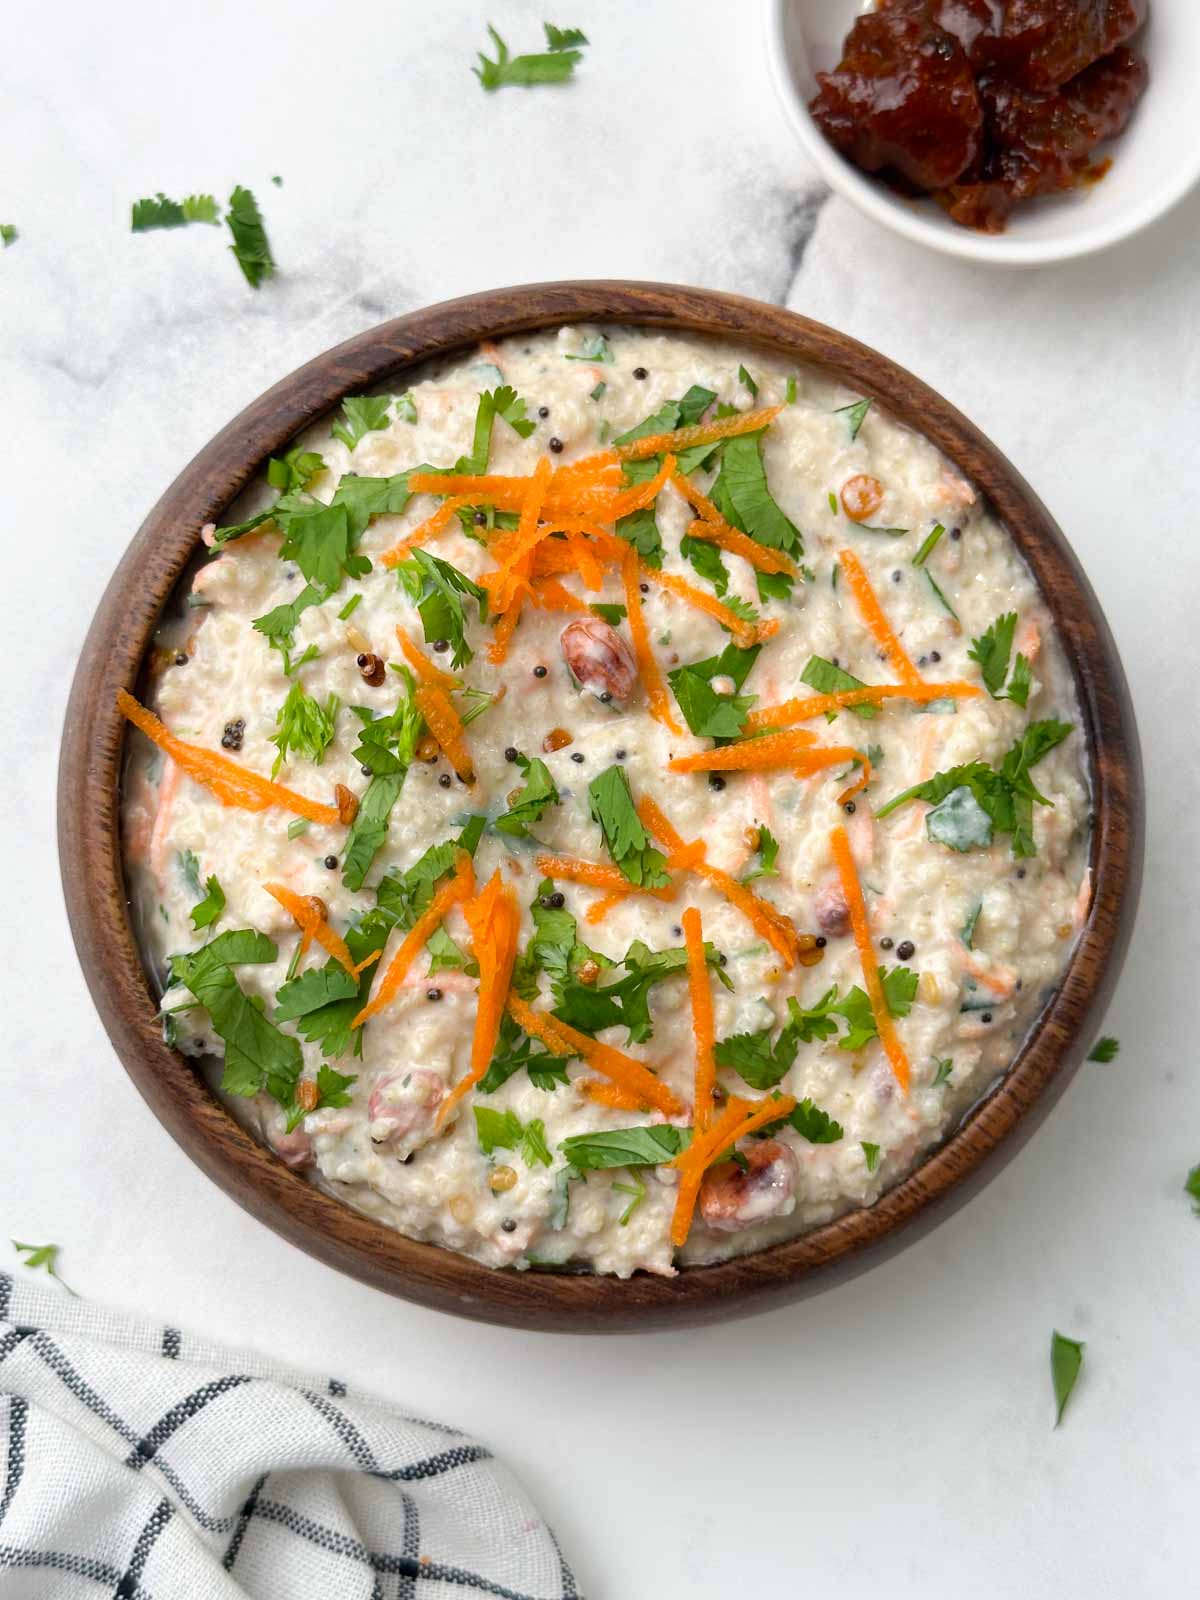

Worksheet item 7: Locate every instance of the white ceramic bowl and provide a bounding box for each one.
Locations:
[765,0,1200,266]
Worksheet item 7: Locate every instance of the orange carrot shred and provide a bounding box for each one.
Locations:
[395,624,459,689]
[530,577,588,614]
[622,547,682,734]
[414,684,475,785]
[830,824,911,1092]
[616,404,783,463]
[639,565,762,647]
[488,597,524,664]
[578,1078,652,1112]
[837,754,873,807]
[670,473,724,526]
[117,689,341,825]
[610,452,677,520]
[584,890,628,924]
[684,518,796,576]
[353,852,475,1027]
[264,883,357,976]
[668,1092,797,1247]
[508,995,684,1117]
[379,496,469,568]
[743,679,981,731]
[838,547,923,688]
[670,731,859,776]
[682,907,716,1134]
[437,871,521,1128]
[534,853,675,900]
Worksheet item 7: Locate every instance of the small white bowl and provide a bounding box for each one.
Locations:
[765,0,1200,266]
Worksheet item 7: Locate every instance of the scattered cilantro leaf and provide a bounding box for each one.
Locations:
[190,874,225,931]
[474,1106,554,1167]
[969,612,1032,707]
[1186,1164,1200,1215]
[397,550,487,668]
[613,1172,646,1225]
[495,755,560,838]
[566,334,612,363]
[479,1010,571,1093]
[801,655,878,721]
[591,602,626,625]
[270,682,339,777]
[268,446,325,494]
[932,1056,954,1086]
[131,192,219,231]
[474,22,584,88]
[341,674,426,890]
[455,387,537,475]
[287,817,311,840]
[12,1240,75,1293]
[679,529,730,595]
[1,224,18,248]
[338,594,362,621]
[544,22,588,49]
[961,902,981,949]
[737,364,759,398]
[785,375,798,404]
[1087,1036,1119,1063]
[374,815,486,974]
[1050,1330,1085,1427]
[706,432,803,559]
[395,392,418,425]
[912,523,946,567]
[789,1098,844,1143]
[589,381,607,401]
[861,1142,881,1172]
[741,824,779,883]
[559,1124,691,1171]
[171,930,301,1104]
[225,184,274,288]
[276,913,389,1058]
[521,1119,553,1167]
[510,877,611,1006]
[284,1064,358,1133]
[554,937,728,1046]
[926,785,994,852]
[332,394,393,452]
[668,641,760,740]
[178,848,202,897]
[924,569,959,620]
[836,397,872,440]
[587,766,670,888]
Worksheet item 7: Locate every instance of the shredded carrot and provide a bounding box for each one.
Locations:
[353,852,475,1027]
[550,449,620,485]
[670,472,724,526]
[830,824,911,1092]
[352,949,381,977]
[584,890,629,924]
[684,517,796,576]
[838,547,923,688]
[616,404,783,463]
[487,596,524,664]
[529,577,588,613]
[622,547,683,734]
[670,731,860,776]
[482,457,553,614]
[639,565,763,648]
[395,624,459,689]
[636,796,802,967]
[682,907,716,1134]
[437,871,521,1128]
[837,754,873,807]
[578,1078,652,1112]
[379,497,469,568]
[117,689,341,825]
[264,882,357,976]
[744,679,981,731]
[414,684,475,784]
[668,1092,797,1247]
[534,853,675,900]
[508,995,683,1117]
[610,453,677,520]
[407,471,535,507]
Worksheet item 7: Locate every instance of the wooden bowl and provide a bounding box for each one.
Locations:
[58,282,1143,1332]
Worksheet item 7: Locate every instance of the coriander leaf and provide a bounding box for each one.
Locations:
[270,682,339,777]
[225,184,274,288]
[668,641,760,740]
[479,1011,571,1093]
[190,874,225,931]
[861,1142,881,1172]
[741,824,779,883]
[932,1056,954,1086]
[1087,1036,1119,1063]
[332,394,393,452]
[395,392,418,424]
[1006,653,1032,709]
[342,775,402,891]
[554,937,727,1046]
[789,1098,844,1144]
[544,22,588,49]
[182,193,219,223]
[755,567,795,604]
[912,523,946,567]
[521,1118,553,1167]
[615,457,665,567]
[591,603,626,625]
[679,531,730,595]
[926,785,994,852]
[589,381,607,401]
[397,549,487,669]
[924,569,959,620]
[565,333,612,363]
[715,987,842,1089]
[171,930,301,1105]
[829,968,918,1052]
[284,1064,358,1133]
[341,674,426,889]
[276,501,367,597]
[475,1105,523,1156]
[454,385,535,474]
[510,877,611,1004]
[274,964,359,1021]
[969,612,1018,697]
[737,364,759,399]
[1,224,18,248]
[268,446,326,494]
[131,192,219,231]
[12,1240,75,1294]
[587,766,670,888]
[860,525,910,538]
[707,433,803,559]
[474,22,583,89]
[836,397,872,440]
[178,848,202,897]
[282,913,390,1057]
[494,755,560,838]
[374,814,486,972]
[559,1124,691,1171]
[1050,1330,1085,1427]
[801,655,878,721]
[960,901,981,949]
[1185,1164,1200,1215]
[613,1171,646,1225]
[785,375,797,404]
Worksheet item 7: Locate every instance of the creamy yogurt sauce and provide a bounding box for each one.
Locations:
[123,325,1090,1277]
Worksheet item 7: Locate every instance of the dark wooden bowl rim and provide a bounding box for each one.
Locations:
[58,282,1143,1332]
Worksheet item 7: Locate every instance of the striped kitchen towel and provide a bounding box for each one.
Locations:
[0,1272,580,1599]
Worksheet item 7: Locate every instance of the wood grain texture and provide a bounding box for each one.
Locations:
[57,282,1143,1332]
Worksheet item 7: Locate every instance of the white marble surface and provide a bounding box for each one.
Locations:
[4,2,1200,1594]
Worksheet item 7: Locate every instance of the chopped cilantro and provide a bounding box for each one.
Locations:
[396,550,487,669]
[287,817,311,840]
[284,1064,357,1134]
[171,930,301,1104]
[190,874,225,931]
[474,21,585,87]
[835,397,872,440]
[969,613,1032,708]
[270,683,339,777]
[924,568,959,621]
[591,602,626,625]
[454,385,535,474]
[474,1106,553,1167]
[494,754,560,838]
[12,1240,74,1294]
[932,1057,954,1086]
[544,22,588,49]
[268,446,326,494]
[960,901,981,948]
[225,184,274,288]
[741,824,779,883]
[706,431,804,560]
[861,1142,881,1172]
[510,877,612,1006]
[912,523,946,567]
[589,381,607,401]
[479,1011,572,1094]
[374,815,486,973]
[554,937,729,1046]
[395,392,418,425]
[338,593,362,621]
[828,491,838,515]
[613,1172,646,1225]
[801,655,878,721]
[1,224,18,248]
[1186,1163,1200,1214]
[341,674,426,890]
[668,641,760,740]
[738,364,759,399]
[178,848,202,897]
[332,394,393,452]
[1087,1036,1119,1063]
[559,1124,691,1171]
[131,192,220,231]
[566,334,612,363]
[587,766,670,888]
[1050,1330,1085,1427]
[275,912,389,1058]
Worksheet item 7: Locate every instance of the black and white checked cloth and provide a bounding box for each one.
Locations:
[0,1273,581,1599]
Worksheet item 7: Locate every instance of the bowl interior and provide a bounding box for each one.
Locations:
[771,0,1200,264]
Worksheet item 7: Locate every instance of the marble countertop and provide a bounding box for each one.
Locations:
[4,2,1199,1593]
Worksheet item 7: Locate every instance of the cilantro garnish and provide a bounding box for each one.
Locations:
[716,972,918,1085]
[494,755,560,838]
[613,1172,646,1225]
[553,937,729,1046]
[969,613,1032,708]
[861,1142,881,1172]
[835,397,872,440]
[1,224,18,248]
[668,641,760,740]
[1050,1330,1085,1427]
[679,531,730,595]
[284,1064,358,1134]
[190,874,225,932]
[932,1056,955,1086]
[612,386,716,567]
[875,719,1073,858]
[131,193,220,231]
[395,392,418,425]
[12,1240,76,1294]
[474,1106,553,1167]
[590,381,607,401]
[565,334,612,364]
[270,683,339,777]
[474,22,587,89]
[912,523,946,567]
[591,603,626,626]
[225,185,274,287]
[375,814,486,973]
[741,824,779,884]
[1186,1164,1200,1215]
[396,550,487,669]
[268,446,326,494]
[705,430,803,560]
[587,766,670,888]
[559,1124,691,1171]
[479,1011,572,1094]
[275,912,390,1058]
[801,655,878,721]
[785,375,798,404]
[510,877,611,1006]
[452,384,536,475]
[341,673,427,890]
[1087,1036,1119,1063]
[332,395,393,452]
[924,568,959,621]
[178,848,202,897]
[738,364,759,399]
[171,930,301,1104]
